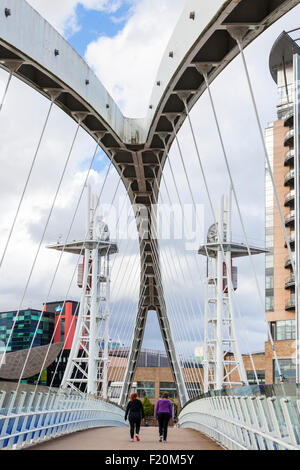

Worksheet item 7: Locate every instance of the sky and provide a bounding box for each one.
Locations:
[0,0,300,361]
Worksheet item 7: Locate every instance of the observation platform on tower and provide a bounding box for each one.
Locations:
[47,240,118,256]
[198,241,267,259]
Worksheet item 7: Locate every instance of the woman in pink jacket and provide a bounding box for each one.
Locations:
[155,393,173,443]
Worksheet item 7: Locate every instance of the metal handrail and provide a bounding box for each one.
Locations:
[0,388,126,450]
[179,393,300,450]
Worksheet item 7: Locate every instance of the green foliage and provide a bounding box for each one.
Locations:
[142,396,154,417]
[170,398,178,418]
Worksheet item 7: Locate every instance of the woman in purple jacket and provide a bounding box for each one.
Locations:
[155,393,173,443]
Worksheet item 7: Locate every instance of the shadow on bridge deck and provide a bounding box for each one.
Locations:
[27,426,223,451]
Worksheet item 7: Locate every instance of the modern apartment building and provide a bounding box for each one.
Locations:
[264,31,300,383]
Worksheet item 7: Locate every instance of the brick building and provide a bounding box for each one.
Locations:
[263,31,300,384]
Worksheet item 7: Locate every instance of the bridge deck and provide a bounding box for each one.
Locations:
[28,426,222,451]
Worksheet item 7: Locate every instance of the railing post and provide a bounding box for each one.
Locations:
[6,391,27,450]
[39,393,55,441]
[25,392,42,446]
[0,390,17,449]
[280,398,299,447]
[240,396,254,449]
[232,397,247,447]
[16,391,35,448]
[256,397,273,449]
[0,390,6,410]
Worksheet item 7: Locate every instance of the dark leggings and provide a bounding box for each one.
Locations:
[129,414,141,439]
[157,412,171,440]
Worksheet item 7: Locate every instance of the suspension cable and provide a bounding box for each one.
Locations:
[168,117,260,385]
[173,100,261,385]
[184,77,268,383]
[0,70,12,114]
[33,160,120,394]
[161,132,252,387]
[234,35,296,275]
[223,31,292,381]
[14,140,101,394]
[0,97,56,271]
[150,175,208,389]
[0,118,82,370]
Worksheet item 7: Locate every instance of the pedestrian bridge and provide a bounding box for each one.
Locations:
[0,0,300,453]
[0,383,299,450]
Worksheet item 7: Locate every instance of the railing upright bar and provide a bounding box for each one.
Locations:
[240,397,254,449]
[6,391,27,449]
[280,398,299,447]
[0,391,17,449]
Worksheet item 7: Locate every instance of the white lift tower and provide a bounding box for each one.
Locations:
[198,188,266,392]
[48,185,118,398]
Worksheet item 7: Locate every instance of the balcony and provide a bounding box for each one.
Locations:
[285,295,295,310]
[285,255,295,269]
[284,169,295,187]
[284,128,294,147]
[284,149,295,166]
[285,210,295,227]
[285,275,295,289]
[284,109,294,128]
[285,231,295,248]
[284,189,295,206]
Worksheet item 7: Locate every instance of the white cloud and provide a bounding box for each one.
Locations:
[85,0,186,117]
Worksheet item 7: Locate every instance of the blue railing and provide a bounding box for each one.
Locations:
[179,384,300,450]
[0,385,126,450]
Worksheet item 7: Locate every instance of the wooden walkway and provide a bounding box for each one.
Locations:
[29,426,223,451]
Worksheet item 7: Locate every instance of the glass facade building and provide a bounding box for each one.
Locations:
[0,309,54,353]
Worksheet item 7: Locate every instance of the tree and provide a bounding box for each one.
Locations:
[142,396,154,417]
[170,399,178,419]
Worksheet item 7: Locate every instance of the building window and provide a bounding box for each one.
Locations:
[265,255,274,269]
[274,359,296,383]
[247,370,265,385]
[60,318,65,343]
[137,381,155,398]
[266,296,274,312]
[159,382,177,399]
[266,275,274,289]
[270,320,296,341]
